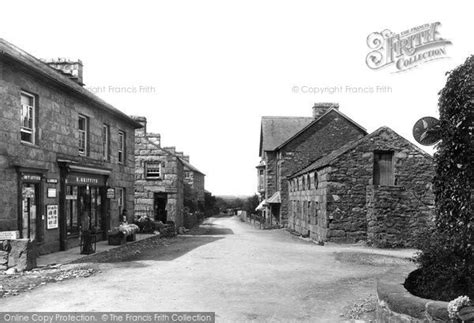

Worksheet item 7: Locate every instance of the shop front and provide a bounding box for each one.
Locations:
[58,162,111,250]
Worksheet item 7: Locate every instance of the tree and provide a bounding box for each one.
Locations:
[412,55,474,300]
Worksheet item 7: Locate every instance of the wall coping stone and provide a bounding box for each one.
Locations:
[377,273,451,322]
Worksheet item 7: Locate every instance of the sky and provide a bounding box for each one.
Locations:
[1,0,472,196]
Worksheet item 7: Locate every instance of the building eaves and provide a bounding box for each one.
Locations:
[0,38,142,129]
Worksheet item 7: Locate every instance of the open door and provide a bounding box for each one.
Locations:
[154,193,168,223]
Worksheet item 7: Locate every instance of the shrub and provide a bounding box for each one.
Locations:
[409,56,474,301]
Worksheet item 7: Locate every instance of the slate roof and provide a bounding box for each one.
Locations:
[288,126,433,178]
[274,108,367,151]
[180,157,205,176]
[259,116,313,156]
[0,38,141,128]
[259,108,367,156]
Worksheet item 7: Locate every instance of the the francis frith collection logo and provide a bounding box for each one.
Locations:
[366,22,452,72]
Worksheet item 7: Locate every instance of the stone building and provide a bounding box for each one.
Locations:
[0,39,141,254]
[182,158,205,211]
[133,116,205,228]
[287,127,435,247]
[257,103,367,226]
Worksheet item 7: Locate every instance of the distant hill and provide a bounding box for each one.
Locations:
[216,195,251,201]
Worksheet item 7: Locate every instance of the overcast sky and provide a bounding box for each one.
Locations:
[2,0,472,196]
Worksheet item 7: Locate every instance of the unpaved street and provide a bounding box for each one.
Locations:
[0,216,415,322]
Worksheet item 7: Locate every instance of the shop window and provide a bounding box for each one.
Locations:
[118,131,125,164]
[374,151,394,185]
[117,187,125,220]
[66,186,79,236]
[20,92,36,144]
[102,124,110,161]
[145,161,162,179]
[78,115,88,156]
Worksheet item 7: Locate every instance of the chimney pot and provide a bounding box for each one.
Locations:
[42,58,84,86]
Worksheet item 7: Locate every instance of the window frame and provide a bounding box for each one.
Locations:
[102,124,110,161]
[20,91,36,145]
[145,161,162,180]
[78,115,89,156]
[118,130,125,164]
[373,150,395,186]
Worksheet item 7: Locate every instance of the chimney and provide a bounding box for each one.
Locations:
[182,155,190,163]
[130,116,147,137]
[164,146,176,154]
[312,102,339,119]
[42,58,84,86]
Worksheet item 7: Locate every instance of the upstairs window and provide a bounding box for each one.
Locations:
[102,124,110,161]
[118,131,125,164]
[78,115,88,155]
[373,151,394,185]
[314,172,319,189]
[20,92,35,144]
[145,161,162,179]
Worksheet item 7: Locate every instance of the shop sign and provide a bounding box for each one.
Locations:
[22,187,35,199]
[66,174,104,186]
[0,231,19,240]
[22,174,42,182]
[47,178,58,184]
[46,205,59,229]
[66,195,77,200]
[106,188,115,199]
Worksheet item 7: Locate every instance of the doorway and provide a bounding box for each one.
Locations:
[21,183,39,240]
[154,193,167,223]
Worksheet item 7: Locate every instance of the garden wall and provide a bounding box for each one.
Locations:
[377,275,450,322]
[0,239,37,273]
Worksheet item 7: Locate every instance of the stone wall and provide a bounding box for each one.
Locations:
[377,274,450,322]
[288,127,435,245]
[366,185,434,248]
[0,58,137,254]
[0,239,37,273]
[288,167,330,242]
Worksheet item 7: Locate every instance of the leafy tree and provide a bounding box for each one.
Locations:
[411,55,474,300]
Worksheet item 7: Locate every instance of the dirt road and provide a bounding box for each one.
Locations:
[0,216,416,322]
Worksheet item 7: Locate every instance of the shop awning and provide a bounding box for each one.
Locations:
[255,200,268,211]
[266,191,281,204]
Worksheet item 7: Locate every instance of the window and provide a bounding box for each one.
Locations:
[102,124,110,161]
[185,171,193,180]
[118,131,125,164]
[145,161,162,179]
[314,172,319,189]
[307,175,311,190]
[373,151,394,185]
[20,92,35,144]
[78,115,88,155]
[302,176,306,190]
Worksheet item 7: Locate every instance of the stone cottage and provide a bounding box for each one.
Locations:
[133,116,205,228]
[257,103,367,226]
[287,127,435,247]
[182,158,205,212]
[0,39,141,256]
